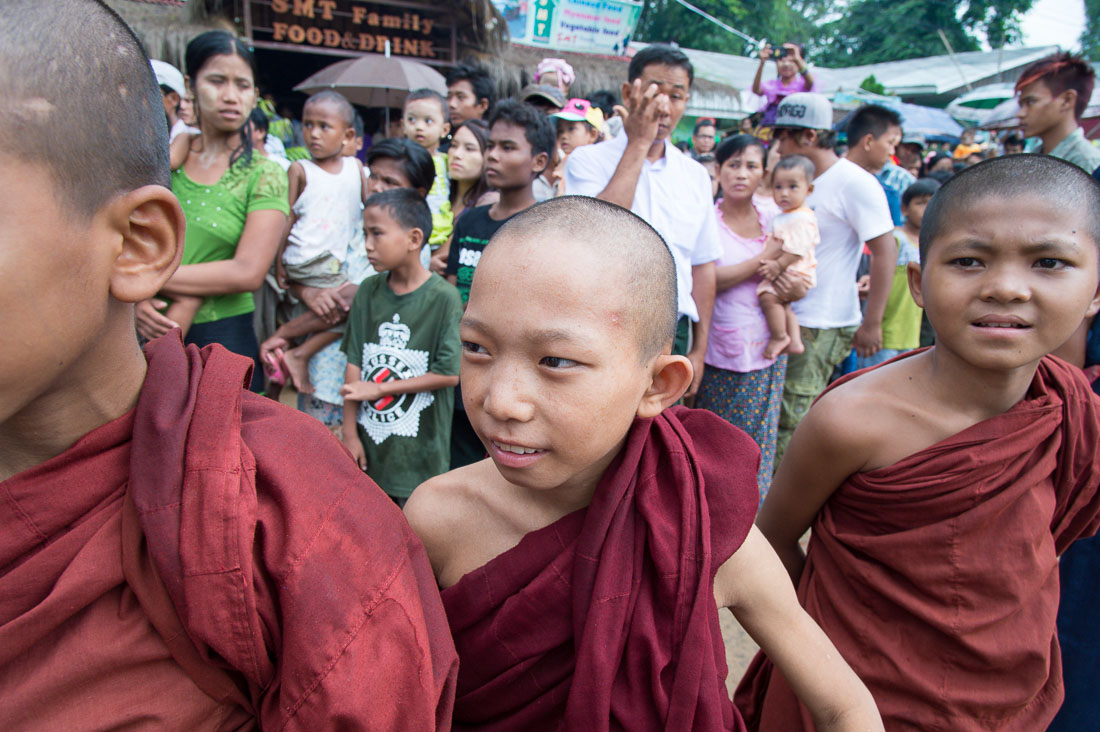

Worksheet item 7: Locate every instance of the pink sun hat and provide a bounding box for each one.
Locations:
[551,98,605,132]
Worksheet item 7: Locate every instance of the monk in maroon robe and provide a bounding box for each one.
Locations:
[2,335,458,729]
[406,196,883,732]
[741,156,1100,730]
[0,4,456,727]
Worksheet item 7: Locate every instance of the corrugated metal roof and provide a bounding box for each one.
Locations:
[633,42,1061,101]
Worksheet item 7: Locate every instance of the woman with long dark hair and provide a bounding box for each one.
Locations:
[137,31,288,392]
[431,119,498,274]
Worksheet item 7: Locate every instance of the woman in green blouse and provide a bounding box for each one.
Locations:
[137,31,287,391]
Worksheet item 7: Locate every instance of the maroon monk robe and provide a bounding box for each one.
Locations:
[0,332,457,730]
[442,406,759,731]
[736,355,1100,731]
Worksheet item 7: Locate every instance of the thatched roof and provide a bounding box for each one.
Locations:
[105,0,232,69]
[473,43,746,119]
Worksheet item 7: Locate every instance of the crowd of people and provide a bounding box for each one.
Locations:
[5,1,1100,730]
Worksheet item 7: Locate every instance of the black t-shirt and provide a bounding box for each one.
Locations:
[445,204,517,304]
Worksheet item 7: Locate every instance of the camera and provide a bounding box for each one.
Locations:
[773,43,788,59]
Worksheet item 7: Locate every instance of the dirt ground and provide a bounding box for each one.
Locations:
[721,609,759,693]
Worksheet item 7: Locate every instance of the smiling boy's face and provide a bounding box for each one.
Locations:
[458,235,658,496]
[911,194,1100,374]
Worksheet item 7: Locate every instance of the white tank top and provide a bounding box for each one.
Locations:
[283,157,363,266]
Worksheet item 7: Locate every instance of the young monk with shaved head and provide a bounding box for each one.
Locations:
[405,195,882,731]
[738,155,1100,730]
[0,1,456,728]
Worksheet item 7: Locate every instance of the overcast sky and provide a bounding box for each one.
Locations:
[1019,0,1084,50]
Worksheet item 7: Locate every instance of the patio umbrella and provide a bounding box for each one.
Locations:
[293,52,447,124]
[945,83,1015,124]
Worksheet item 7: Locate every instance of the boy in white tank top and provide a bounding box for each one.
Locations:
[268,91,368,393]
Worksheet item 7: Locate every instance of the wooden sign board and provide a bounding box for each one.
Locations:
[245,0,456,65]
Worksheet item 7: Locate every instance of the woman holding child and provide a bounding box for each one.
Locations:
[136,31,288,393]
[696,134,805,499]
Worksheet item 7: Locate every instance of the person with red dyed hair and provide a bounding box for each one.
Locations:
[1015,51,1100,173]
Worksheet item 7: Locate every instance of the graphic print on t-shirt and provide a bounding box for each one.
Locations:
[455,237,488,303]
[358,314,434,445]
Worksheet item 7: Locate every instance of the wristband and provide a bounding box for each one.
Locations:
[799,66,809,77]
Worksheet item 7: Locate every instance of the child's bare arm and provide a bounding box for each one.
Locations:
[758,249,802,281]
[276,162,306,288]
[717,527,883,731]
[340,372,459,402]
[756,390,871,581]
[163,295,203,336]
[341,364,367,470]
[169,133,195,171]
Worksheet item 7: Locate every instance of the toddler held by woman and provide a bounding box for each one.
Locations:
[757,154,818,359]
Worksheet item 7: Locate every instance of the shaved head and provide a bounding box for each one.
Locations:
[919,154,1100,266]
[476,196,679,359]
[0,0,168,220]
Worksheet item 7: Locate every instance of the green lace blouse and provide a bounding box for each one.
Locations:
[172,154,289,324]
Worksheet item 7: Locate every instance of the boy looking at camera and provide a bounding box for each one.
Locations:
[406,196,883,732]
[341,189,462,505]
[739,156,1100,730]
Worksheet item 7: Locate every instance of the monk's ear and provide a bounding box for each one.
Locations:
[105,185,186,303]
[637,354,693,419]
[906,260,925,309]
[1086,275,1100,318]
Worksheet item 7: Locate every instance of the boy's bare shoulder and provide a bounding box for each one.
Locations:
[405,460,518,586]
[807,356,933,469]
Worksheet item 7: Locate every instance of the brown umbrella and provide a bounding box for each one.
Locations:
[293,51,447,109]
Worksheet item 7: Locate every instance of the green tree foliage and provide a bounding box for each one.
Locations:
[1082,0,1100,60]
[634,0,833,58]
[818,0,1033,67]
[859,74,886,94]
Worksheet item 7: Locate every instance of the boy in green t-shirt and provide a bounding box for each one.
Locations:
[341,189,462,505]
[857,178,940,369]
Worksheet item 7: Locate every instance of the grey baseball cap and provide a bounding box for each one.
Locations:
[772,92,832,130]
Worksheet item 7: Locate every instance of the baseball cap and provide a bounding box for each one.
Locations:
[551,98,605,131]
[901,132,926,147]
[150,59,186,97]
[772,92,832,130]
[519,84,566,110]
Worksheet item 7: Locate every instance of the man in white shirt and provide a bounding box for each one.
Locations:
[565,44,722,400]
[770,92,896,462]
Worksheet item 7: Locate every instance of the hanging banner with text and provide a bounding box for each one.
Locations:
[246,0,455,64]
[493,0,641,56]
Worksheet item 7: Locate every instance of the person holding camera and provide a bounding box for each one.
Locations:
[752,42,816,128]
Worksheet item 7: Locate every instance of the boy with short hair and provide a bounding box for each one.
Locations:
[739,155,1100,730]
[404,88,454,257]
[0,2,457,728]
[446,61,495,126]
[444,100,554,305]
[845,104,912,226]
[268,91,366,393]
[444,99,554,469]
[341,189,462,505]
[406,196,883,731]
[855,177,939,370]
[1016,52,1100,173]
